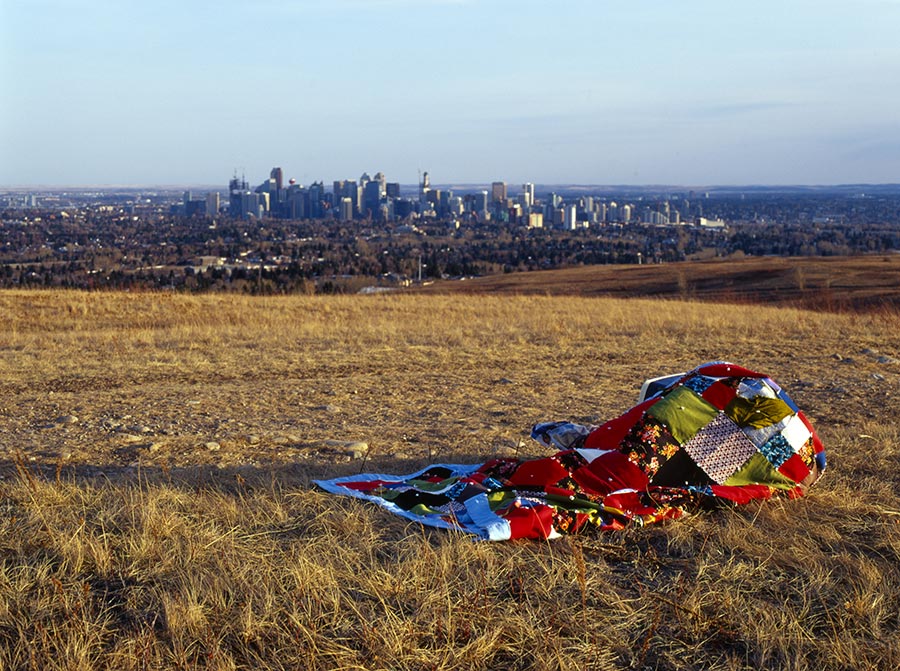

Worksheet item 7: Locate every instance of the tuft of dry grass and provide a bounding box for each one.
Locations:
[1,289,899,669]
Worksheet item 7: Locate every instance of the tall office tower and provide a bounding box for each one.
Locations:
[564,204,578,231]
[347,181,360,215]
[386,182,401,199]
[607,201,618,222]
[491,181,507,203]
[373,172,386,193]
[340,197,354,222]
[473,190,489,218]
[363,180,383,218]
[228,173,250,217]
[286,183,307,219]
[620,204,632,223]
[333,180,359,216]
[206,192,220,216]
[419,170,431,204]
[256,178,277,197]
[240,192,266,219]
[270,167,283,191]
[553,208,565,228]
[308,182,325,218]
[523,183,534,208]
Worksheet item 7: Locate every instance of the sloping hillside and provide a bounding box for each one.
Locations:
[420,255,900,312]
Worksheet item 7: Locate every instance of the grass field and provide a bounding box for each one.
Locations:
[1,287,899,669]
[423,255,900,313]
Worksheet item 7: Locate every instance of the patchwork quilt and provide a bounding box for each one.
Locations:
[314,362,826,540]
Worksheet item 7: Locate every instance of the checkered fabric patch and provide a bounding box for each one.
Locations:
[683,413,759,484]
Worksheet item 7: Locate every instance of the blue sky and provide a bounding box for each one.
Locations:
[2,0,899,187]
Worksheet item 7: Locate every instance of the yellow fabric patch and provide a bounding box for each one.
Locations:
[725,395,793,428]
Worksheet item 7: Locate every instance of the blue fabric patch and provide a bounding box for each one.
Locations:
[815,450,827,471]
[444,481,468,499]
[682,375,716,395]
[759,434,793,468]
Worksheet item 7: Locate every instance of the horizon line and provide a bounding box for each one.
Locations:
[3,182,900,192]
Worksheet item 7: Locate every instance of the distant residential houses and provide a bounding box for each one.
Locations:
[173,168,722,230]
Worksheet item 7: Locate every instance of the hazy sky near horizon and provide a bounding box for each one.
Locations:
[2,0,899,187]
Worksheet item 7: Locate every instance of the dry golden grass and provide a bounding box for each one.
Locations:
[1,289,899,670]
[424,255,900,313]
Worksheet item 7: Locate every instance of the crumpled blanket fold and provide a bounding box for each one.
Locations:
[314,362,826,540]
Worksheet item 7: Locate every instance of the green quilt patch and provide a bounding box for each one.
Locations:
[724,452,797,490]
[646,386,719,445]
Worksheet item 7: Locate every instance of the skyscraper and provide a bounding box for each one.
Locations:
[473,190,489,219]
[286,183,307,219]
[206,192,220,217]
[308,182,325,219]
[333,180,346,202]
[564,204,577,230]
[340,197,354,222]
[364,180,383,218]
[270,167,283,191]
[491,181,507,203]
[523,183,534,208]
[228,173,250,218]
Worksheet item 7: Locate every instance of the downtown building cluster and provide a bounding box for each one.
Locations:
[177,167,720,229]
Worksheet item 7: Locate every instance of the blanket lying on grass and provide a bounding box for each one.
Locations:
[314,362,826,540]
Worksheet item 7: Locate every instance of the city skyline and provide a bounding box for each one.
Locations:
[2,1,900,187]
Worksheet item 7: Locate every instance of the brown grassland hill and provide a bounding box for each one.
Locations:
[422,255,900,313]
[1,285,899,670]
